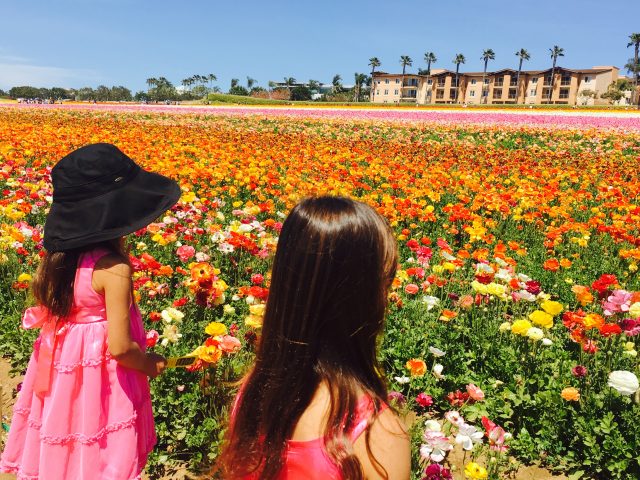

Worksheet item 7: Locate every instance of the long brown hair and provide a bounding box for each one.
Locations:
[32,238,128,317]
[218,196,398,479]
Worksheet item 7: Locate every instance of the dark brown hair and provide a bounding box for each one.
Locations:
[32,238,128,317]
[218,196,398,479]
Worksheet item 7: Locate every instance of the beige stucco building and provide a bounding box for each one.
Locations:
[371,66,621,106]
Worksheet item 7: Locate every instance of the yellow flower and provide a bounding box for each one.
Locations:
[486,282,506,297]
[245,315,263,329]
[541,300,563,316]
[529,310,553,329]
[464,462,488,479]
[17,273,32,283]
[629,302,640,319]
[192,345,222,364]
[471,280,489,295]
[511,319,532,335]
[205,322,227,336]
[499,321,511,332]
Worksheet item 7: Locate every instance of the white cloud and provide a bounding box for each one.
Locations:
[0,51,102,89]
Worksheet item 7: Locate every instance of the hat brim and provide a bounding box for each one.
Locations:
[44,168,181,252]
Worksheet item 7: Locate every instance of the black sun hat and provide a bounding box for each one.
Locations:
[43,143,181,252]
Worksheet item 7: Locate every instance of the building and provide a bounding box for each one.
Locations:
[371,66,620,106]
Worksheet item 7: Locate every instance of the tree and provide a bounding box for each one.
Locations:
[453,53,466,103]
[283,77,296,92]
[331,74,342,93]
[0,88,6,97]
[208,74,217,89]
[399,55,413,102]
[230,78,239,89]
[246,77,257,90]
[368,57,381,101]
[229,85,249,96]
[290,85,312,101]
[146,77,157,93]
[600,79,633,104]
[481,49,495,104]
[548,45,565,102]
[515,48,530,103]
[353,72,368,102]
[578,89,597,105]
[308,79,321,94]
[627,33,640,106]
[423,52,437,104]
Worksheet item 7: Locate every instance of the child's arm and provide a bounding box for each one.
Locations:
[94,255,166,378]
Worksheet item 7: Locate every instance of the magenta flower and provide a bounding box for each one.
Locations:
[416,392,434,408]
[571,365,588,377]
[423,463,453,480]
[620,318,640,336]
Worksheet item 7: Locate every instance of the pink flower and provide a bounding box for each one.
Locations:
[176,245,196,262]
[620,318,640,336]
[571,365,588,377]
[603,290,632,316]
[466,383,485,401]
[146,329,159,348]
[251,273,264,285]
[218,335,242,353]
[416,393,434,408]
[405,283,419,295]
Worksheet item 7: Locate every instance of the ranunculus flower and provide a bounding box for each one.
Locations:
[541,300,563,316]
[629,302,640,319]
[571,285,594,306]
[529,310,553,329]
[525,327,544,341]
[388,391,406,405]
[464,462,488,480]
[176,245,196,262]
[620,318,640,336]
[429,346,446,357]
[406,358,427,377]
[466,383,485,401]
[405,283,419,295]
[416,393,434,408]
[455,423,484,451]
[423,463,452,480]
[146,329,159,348]
[205,321,227,336]
[561,387,580,401]
[583,313,604,330]
[511,319,532,335]
[218,334,241,353]
[571,365,588,377]
[608,371,639,396]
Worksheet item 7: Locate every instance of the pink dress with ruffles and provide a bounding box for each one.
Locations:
[0,249,155,480]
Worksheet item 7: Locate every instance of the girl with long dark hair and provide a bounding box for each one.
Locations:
[219,196,410,479]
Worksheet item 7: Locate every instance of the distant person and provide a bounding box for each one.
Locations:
[0,143,180,479]
[218,196,410,479]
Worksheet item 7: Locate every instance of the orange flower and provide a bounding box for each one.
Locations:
[405,359,427,377]
[561,387,580,401]
[439,309,457,322]
[543,258,560,272]
[571,285,594,306]
[560,258,572,268]
[583,313,604,330]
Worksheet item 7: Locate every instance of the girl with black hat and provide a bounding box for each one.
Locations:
[0,143,181,479]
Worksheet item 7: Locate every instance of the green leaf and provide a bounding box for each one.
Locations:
[568,470,584,480]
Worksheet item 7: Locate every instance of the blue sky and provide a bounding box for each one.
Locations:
[1,0,638,91]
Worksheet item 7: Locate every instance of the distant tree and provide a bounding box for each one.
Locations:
[399,55,413,101]
[353,72,368,102]
[481,49,495,104]
[515,48,530,103]
[453,53,466,103]
[601,79,633,104]
[283,77,296,91]
[230,78,239,89]
[290,85,312,101]
[208,73,217,89]
[331,74,342,93]
[578,89,597,105]
[0,88,6,97]
[49,87,70,100]
[246,77,257,90]
[134,90,149,102]
[548,45,565,102]
[368,57,381,101]
[308,79,321,94]
[422,52,437,104]
[9,86,42,99]
[229,85,249,96]
[627,33,640,106]
[146,77,157,93]
[110,86,132,101]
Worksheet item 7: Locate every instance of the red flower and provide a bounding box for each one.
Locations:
[416,393,434,408]
[598,323,622,337]
[173,297,188,307]
[525,281,541,295]
[446,389,470,407]
[571,365,588,377]
[406,239,420,251]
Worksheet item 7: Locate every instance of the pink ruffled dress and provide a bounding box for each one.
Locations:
[0,249,156,480]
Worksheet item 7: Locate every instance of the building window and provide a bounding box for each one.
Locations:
[471,79,477,85]
[469,90,475,97]
[449,88,457,98]
[376,90,379,95]
[542,88,552,98]
[376,80,381,84]
[427,79,433,85]
[437,80,445,87]
[544,76,552,86]
[531,78,538,84]
[529,89,536,96]
[561,75,571,86]
[385,79,389,84]
[559,88,570,99]
[493,89,503,99]
[509,78,518,87]
[407,89,417,98]
[384,89,389,95]
[584,76,591,83]
[394,89,399,95]
[395,79,400,84]
[508,88,517,99]
[436,90,444,99]
[483,79,489,85]
[494,76,504,87]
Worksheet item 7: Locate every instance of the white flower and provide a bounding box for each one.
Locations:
[394,375,411,384]
[433,363,445,380]
[608,371,639,396]
[494,257,508,267]
[195,252,211,262]
[218,242,234,253]
[541,338,553,346]
[525,327,544,341]
[444,410,464,426]
[517,273,532,283]
[239,223,254,233]
[476,263,493,274]
[420,431,452,463]
[161,307,184,323]
[494,268,512,281]
[429,346,446,357]
[424,420,441,432]
[455,423,484,451]
[517,290,537,302]
[210,231,225,243]
[421,295,440,311]
[160,324,182,346]
[441,251,456,261]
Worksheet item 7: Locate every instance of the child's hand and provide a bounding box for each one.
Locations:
[145,352,167,378]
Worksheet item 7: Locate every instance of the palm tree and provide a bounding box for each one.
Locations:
[230,78,239,89]
[208,74,217,89]
[627,33,640,106]
[481,49,495,104]
[548,45,565,102]
[145,77,157,93]
[353,73,368,102]
[246,77,257,91]
[453,53,466,103]
[283,77,296,92]
[424,52,437,104]
[369,57,381,101]
[308,79,320,94]
[332,74,342,94]
[399,55,413,101]
[515,49,531,103]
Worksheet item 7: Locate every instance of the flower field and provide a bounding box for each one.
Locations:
[1,105,639,479]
